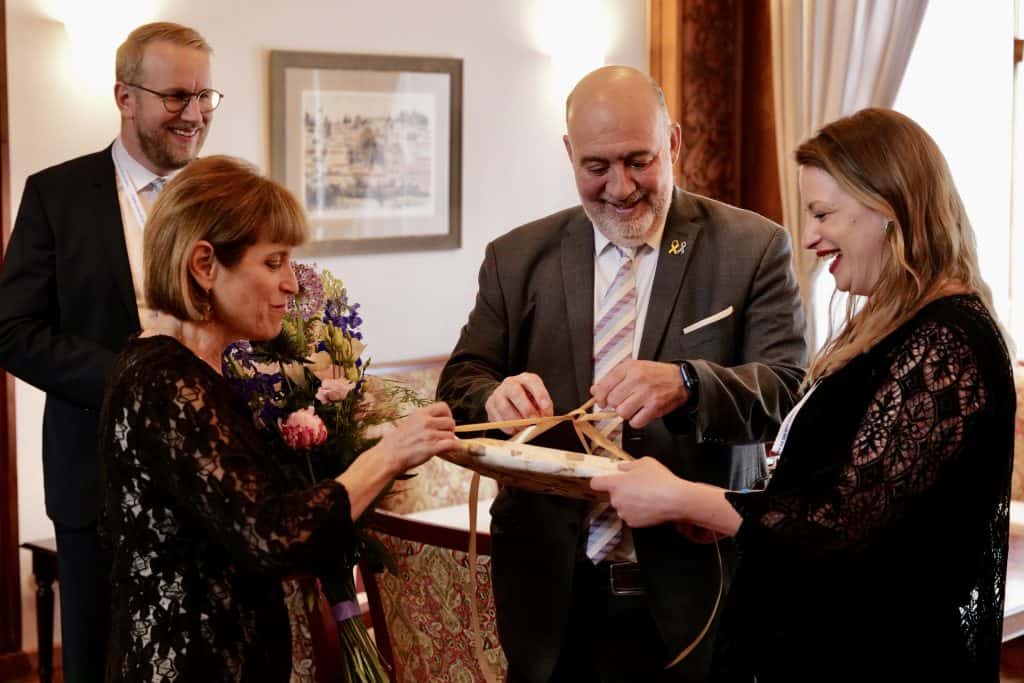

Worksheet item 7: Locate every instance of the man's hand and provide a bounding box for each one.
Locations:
[590,360,687,428]
[484,372,554,434]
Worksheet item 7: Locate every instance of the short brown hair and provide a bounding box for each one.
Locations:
[144,156,309,321]
[116,22,212,84]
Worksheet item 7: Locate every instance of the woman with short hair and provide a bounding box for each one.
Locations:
[99,155,459,682]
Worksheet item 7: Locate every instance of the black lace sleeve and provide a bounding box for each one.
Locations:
[129,361,356,575]
[728,319,986,552]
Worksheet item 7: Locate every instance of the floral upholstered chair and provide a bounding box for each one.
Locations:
[285,356,503,681]
[360,510,507,682]
[282,576,342,683]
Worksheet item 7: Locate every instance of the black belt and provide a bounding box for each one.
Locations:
[579,560,645,597]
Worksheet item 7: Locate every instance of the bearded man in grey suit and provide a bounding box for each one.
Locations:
[438,66,807,682]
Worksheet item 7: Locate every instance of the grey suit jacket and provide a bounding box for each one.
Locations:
[438,189,807,681]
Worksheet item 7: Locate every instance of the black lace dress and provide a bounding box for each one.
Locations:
[712,295,1015,682]
[99,335,357,682]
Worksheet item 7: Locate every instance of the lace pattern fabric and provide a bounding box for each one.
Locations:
[719,295,1015,682]
[100,335,356,682]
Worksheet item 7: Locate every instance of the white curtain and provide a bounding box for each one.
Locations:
[770,0,928,348]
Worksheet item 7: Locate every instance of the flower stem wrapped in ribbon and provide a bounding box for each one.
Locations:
[224,263,420,683]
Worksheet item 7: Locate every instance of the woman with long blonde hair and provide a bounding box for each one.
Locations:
[592,108,1016,681]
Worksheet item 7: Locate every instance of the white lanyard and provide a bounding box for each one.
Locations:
[112,150,150,231]
[770,380,820,456]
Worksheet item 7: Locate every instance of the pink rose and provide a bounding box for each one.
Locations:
[316,377,356,404]
[279,407,328,450]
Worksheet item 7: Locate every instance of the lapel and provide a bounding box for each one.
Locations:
[560,211,596,404]
[90,146,139,329]
[638,189,702,359]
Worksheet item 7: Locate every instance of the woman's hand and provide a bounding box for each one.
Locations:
[375,402,460,475]
[339,402,459,520]
[589,457,690,528]
[591,457,742,537]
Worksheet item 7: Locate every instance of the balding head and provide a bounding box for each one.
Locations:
[566,66,669,128]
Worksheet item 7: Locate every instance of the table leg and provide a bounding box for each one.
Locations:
[32,553,56,683]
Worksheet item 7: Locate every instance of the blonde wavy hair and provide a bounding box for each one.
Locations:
[797,108,1003,386]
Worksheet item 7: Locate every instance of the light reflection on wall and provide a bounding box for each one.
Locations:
[42,0,159,95]
[530,0,611,107]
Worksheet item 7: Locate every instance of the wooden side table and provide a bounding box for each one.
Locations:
[20,538,57,683]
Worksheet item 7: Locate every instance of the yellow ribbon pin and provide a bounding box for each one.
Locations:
[668,239,686,255]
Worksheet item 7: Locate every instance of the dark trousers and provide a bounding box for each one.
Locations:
[509,560,703,683]
[54,522,112,683]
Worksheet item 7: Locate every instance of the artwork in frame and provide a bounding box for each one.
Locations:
[271,51,462,255]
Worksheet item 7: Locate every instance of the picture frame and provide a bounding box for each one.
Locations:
[270,51,462,255]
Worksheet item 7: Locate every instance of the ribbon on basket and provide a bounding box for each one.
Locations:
[450,398,725,678]
[454,397,634,460]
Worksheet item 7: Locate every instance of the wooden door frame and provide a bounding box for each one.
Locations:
[0,0,28,676]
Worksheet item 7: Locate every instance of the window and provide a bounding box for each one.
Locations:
[808,3,1016,356]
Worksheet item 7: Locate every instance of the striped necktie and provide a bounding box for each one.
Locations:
[140,177,166,213]
[586,245,637,563]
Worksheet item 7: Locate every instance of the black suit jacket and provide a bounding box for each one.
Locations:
[438,190,808,681]
[0,146,139,526]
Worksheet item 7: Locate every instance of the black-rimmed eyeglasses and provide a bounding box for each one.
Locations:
[123,83,224,114]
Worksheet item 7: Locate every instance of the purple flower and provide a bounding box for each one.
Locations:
[287,263,326,321]
[223,340,256,373]
[323,299,345,327]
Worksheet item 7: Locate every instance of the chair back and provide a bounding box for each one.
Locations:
[360,510,507,682]
[282,575,345,683]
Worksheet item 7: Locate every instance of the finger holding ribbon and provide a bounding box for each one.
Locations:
[591,359,689,429]
[484,372,555,434]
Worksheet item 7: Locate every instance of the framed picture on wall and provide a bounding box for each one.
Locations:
[270,51,462,255]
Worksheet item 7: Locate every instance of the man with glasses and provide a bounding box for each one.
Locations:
[0,22,218,682]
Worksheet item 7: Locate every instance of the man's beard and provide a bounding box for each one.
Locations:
[584,189,670,248]
[137,123,205,172]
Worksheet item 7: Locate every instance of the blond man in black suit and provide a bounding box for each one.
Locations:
[0,22,218,681]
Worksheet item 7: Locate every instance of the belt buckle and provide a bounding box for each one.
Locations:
[608,561,644,597]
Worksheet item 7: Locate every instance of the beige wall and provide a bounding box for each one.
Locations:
[7,0,648,651]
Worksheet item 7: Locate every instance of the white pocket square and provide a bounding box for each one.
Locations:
[683,306,733,335]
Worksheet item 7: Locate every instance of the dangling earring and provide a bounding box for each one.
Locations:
[203,289,214,322]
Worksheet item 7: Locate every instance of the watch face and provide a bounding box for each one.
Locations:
[680,363,694,386]
[678,363,699,411]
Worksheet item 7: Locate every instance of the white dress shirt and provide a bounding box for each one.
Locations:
[111,137,177,328]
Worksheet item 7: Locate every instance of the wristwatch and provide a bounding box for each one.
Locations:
[678,361,700,412]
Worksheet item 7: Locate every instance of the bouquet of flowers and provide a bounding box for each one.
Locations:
[224,263,421,683]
